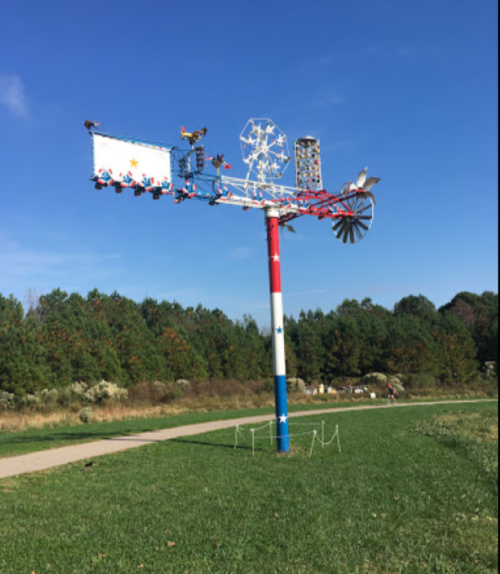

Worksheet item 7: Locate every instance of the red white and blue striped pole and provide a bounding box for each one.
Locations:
[265,207,290,453]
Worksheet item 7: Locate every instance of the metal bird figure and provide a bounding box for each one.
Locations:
[208,154,231,175]
[84,120,100,130]
[180,126,208,146]
[348,167,381,204]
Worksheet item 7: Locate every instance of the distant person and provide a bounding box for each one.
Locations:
[387,383,396,405]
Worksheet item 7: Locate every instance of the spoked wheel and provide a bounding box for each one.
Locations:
[332,192,374,244]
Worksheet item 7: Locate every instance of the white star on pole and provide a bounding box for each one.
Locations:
[271,253,280,262]
[278,414,288,424]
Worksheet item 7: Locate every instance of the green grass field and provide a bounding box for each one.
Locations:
[0,397,492,460]
[0,399,401,459]
[0,402,497,573]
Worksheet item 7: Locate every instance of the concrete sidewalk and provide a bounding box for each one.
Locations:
[0,399,496,479]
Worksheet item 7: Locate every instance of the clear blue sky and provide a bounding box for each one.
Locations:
[1,0,498,327]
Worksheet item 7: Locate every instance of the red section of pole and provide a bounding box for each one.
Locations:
[266,217,282,293]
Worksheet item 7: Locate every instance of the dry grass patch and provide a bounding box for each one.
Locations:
[0,394,278,433]
[0,411,79,432]
[431,412,498,443]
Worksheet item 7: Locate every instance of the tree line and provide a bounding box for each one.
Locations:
[0,289,497,394]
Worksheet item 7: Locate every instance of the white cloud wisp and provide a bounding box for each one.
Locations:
[0,74,29,117]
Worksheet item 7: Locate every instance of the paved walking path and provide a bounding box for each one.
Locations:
[0,399,496,479]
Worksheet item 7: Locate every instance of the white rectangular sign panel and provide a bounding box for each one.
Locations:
[91,133,172,189]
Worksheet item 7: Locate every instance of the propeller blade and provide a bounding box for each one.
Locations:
[332,219,344,233]
[333,218,346,237]
[356,167,368,188]
[341,222,350,243]
[360,191,377,205]
[353,222,363,240]
[348,182,357,192]
[362,177,381,191]
[280,222,296,233]
[356,219,369,231]
[357,202,373,215]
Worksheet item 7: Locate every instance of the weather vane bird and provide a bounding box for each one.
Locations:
[208,154,231,175]
[180,126,208,146]
[348,167,381,204]
[84,120,100,130]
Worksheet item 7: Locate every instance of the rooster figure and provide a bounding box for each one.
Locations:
[180,126,208,146]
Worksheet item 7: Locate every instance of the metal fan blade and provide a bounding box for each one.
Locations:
[332,219,344,233]
[337,219,349,239]
[350,226,355,244]
[362,177,381,191]
[357,215,373,220]
[341,222,350,243]
[356,167,368,188]
[349,196,363,212]
[357,202,373,215]
[353,222,363,240]
[333,218,344,234]
[356,219,369,231]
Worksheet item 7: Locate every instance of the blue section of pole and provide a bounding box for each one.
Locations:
[274,374,290,452]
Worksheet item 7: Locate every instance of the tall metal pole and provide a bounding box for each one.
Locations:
[265,207,290,453]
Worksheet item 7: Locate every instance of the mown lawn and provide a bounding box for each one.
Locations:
[0,397,492,459]
[0,399,396,459]
[0,402,497,574]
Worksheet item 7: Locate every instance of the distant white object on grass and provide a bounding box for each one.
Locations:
[370,392,377,399]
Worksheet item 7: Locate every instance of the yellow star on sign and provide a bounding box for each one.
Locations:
[129,158,138,168]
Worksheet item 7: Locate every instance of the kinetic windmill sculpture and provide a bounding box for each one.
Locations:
[87,118,380,453]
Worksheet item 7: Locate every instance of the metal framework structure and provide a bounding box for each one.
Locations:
[87,118,381,453]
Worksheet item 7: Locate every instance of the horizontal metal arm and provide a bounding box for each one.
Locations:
[217,176,364,223]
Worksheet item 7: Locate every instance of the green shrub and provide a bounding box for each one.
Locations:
[39,388,59,404]
[362,372,388,386]
[483,361,498,378]
[68,381,88,398]
[0,390,15,410]
[174,379,191,391]
[18,393,42,409]
[287,377,306,393]
[83,381,128,404]
[79,407,94,424]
